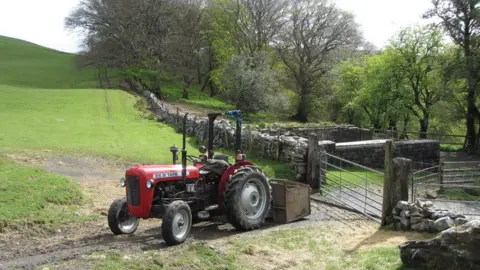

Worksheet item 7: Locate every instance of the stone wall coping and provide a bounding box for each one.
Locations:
[336,139,388,147]
[336,139,441,148]
[318,140,336,145]
[395,139,441,145]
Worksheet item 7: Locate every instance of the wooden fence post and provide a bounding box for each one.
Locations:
[382,140,395,226]
[395,158,412,202]
[307,133,320,189]
[382,140,413,226]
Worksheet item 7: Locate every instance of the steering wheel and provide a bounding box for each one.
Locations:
[187,155,203,163]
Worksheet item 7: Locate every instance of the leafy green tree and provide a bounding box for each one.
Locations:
[334,60,365,126]
[388,25,452,138]
[336,51,408,131]
[425,0,480,149]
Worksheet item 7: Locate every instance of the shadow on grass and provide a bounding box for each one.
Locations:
[345,227,436,254]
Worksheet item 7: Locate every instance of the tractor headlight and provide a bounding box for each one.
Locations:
[120,178,126,187]
[146,179,155,189]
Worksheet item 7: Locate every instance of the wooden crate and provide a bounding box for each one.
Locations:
[269,179,311,224]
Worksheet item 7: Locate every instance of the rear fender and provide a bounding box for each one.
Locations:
[218,161,254,209]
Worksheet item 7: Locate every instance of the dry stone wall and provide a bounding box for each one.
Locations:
[260,126,373,143]
[144,91,441,181]
[332,139,440,169]
[144,91,309,180]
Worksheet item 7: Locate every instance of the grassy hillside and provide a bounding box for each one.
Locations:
[0,85,291,177]
[0,85,196,162]
[0,35,97,89]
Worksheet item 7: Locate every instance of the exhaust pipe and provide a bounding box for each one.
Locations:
[182,113,188,182]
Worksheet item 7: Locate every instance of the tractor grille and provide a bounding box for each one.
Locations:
[126,176,140,206]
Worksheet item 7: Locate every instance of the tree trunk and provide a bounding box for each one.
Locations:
[389,119,398,138]
[200,73,210,92]
[373,120,382,131]
[182,75,193,99]
[197,55,202,85]
[182,85,189,99]
[464,31,477,151]
[293,91,309,122]
[209,80,217,97]
[400,114,410,140]
[104,68,111,89]
[466,85,477,149]
[419,118,428,139]
[347,109,355,125]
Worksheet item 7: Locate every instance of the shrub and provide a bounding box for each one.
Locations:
[219,51,290,114]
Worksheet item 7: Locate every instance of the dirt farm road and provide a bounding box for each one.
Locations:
[0,152,373,270]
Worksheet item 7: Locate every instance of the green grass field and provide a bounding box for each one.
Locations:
[0,85,198,163]
[325,167,385,188]
[0,85,292,178]
[0,156,94,232]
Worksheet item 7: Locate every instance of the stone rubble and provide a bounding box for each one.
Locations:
[391,199,468,233]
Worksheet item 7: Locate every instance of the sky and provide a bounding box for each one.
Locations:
[0,0,434,54]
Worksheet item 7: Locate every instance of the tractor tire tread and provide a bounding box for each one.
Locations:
[161,200,192,246]
[223,166,272,230]
[108,197,139,235]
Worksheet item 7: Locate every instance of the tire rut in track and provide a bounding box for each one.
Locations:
[0,233,164,269]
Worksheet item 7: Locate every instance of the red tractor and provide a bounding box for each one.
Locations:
[108,110,272,246]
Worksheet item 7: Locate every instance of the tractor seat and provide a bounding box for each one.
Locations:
[213,154,229,163]
[199,159,230,176]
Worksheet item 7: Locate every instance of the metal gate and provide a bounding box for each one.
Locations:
[412,161,480,219]
[317,151,384,223]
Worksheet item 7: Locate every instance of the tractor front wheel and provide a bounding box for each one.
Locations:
[161,201,193,246]
[108,198,140,235]
[223,166,272,230]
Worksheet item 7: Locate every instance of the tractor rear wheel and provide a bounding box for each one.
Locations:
[223,166,272,230]
[108,197,139,235]
[161,201,193,246]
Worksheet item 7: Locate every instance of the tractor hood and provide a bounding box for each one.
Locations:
[126,164,200,181]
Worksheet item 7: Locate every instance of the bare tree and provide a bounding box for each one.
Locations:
[209,0,288,56]
[276,0,362,122]
[65,0,176,96]
[164,0,207,99]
